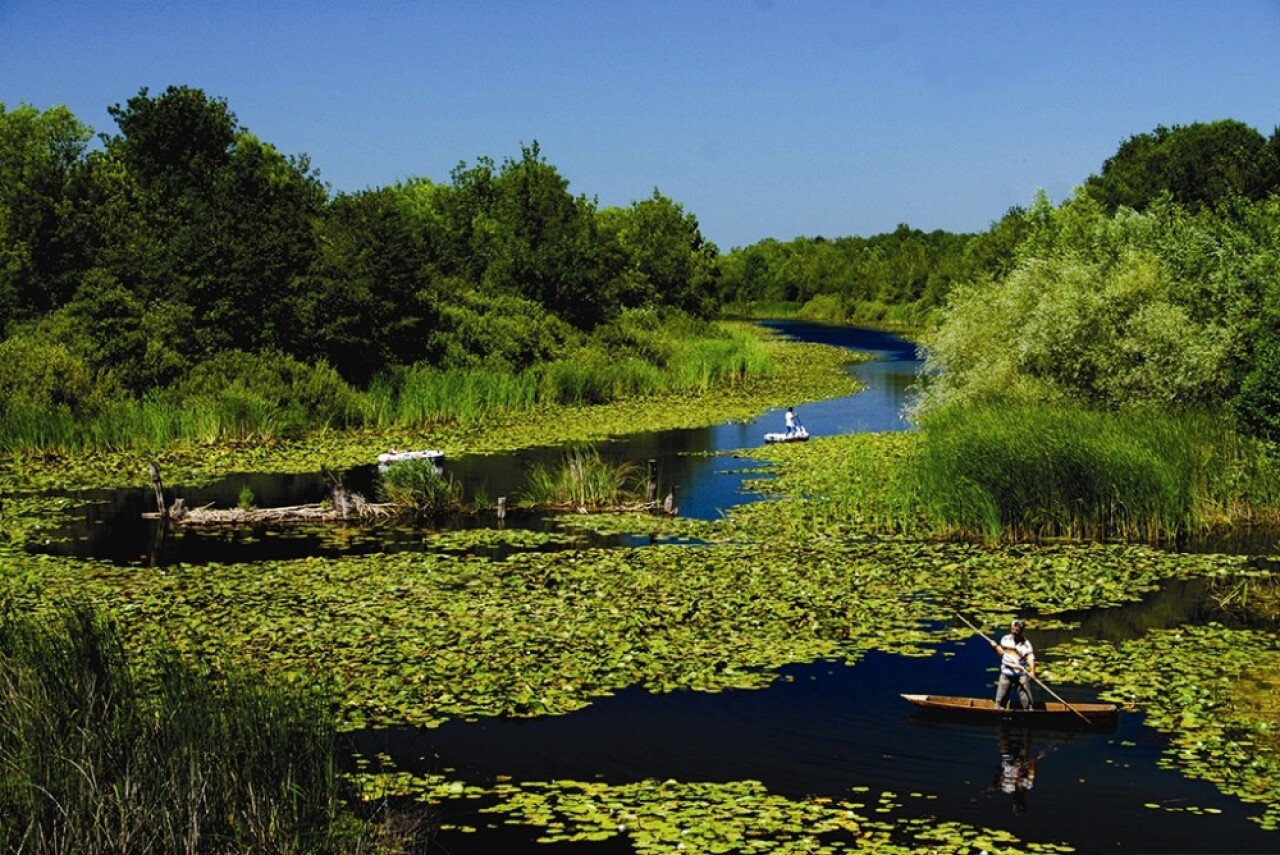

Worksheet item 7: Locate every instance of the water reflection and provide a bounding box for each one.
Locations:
[990,725,1037,814]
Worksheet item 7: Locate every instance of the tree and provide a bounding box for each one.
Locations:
[0,102,94,328]
[296,184,436,383]
[601,190,720,317]
[483,143,627,329]
[99,86,324,359]
[1084,120,1280,213]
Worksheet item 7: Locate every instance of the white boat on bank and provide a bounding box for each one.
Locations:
[376,449,445,465]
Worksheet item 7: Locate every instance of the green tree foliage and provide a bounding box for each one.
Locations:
[600,190,720,317]
[718,227,973,325]
[0,103,94,329]
[296,183,437,384]
[915,192,1280,425]
[99,85,325,359]
[1083,119,1280,213]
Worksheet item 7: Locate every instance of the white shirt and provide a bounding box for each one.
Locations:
[999,632,1034,677]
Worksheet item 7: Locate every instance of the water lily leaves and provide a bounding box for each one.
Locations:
[1054,623,1280,830]
[350,773,1070,854]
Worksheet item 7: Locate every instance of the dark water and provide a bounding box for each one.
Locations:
[32,321,1279,852]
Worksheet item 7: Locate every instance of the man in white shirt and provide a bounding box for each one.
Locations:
[992,618,1035,709]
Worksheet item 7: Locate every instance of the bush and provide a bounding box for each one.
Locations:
[175,349,365,437]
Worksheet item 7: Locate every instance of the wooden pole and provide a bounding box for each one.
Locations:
[955,612,1091,724]
[149,461,168,519]
[497,497,507,520]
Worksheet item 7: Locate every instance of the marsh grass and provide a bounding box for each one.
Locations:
[0,605,359,854]
[375,459,466,514]
[0,321,776,453]
[909,404,1280,542]
[520,447,645,509]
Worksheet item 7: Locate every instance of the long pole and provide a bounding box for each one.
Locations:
[954,612,1092,725]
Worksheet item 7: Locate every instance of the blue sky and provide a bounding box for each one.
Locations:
[3,1,1278,249]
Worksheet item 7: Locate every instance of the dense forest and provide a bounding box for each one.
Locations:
[0,86,731,448]
[3,85,1280,447]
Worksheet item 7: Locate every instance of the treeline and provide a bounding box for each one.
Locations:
[866,120,1280,540]
[0,86,740,449]
[721,119,1280,331]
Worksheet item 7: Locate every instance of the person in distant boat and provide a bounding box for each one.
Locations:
[991,618,1035,710]
[784,407,800,435]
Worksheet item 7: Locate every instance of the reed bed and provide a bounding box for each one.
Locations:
[0,605,359,854]
[375,459,466,514]
[0,321,775,453]
[519,447,645,509]
[909,404,1280,542]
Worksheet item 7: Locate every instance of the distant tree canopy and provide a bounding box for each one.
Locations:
[1083,119,1280,213]
[0,87,721,392]
[718,225,977,327]
[4,90,1280,439]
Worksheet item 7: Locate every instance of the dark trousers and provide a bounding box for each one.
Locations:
[995,670,1033,709]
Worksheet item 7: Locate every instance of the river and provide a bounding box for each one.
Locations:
[36,320,1278,853]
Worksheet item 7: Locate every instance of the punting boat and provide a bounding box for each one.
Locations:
[901,694,1119,727]
[763,426,810,443]
[376,449,445,465]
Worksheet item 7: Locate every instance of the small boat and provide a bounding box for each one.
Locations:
[764,426,809,443]
[901,693,1118,727]
[376,449,445,465]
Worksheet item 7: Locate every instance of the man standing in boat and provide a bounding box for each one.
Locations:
[992,618,1035,709]
[784,407,799,436]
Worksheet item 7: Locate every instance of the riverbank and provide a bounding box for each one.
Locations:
[0,328,865,494]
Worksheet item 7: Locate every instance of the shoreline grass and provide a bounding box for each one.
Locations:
[0,605,364,854]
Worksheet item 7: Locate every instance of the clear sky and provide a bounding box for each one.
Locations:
[3,1,1278,249]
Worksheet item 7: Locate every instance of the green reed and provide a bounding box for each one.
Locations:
[910,404,1280,542]
[519,447,645,509]
[375,458,466,514]
[0,605,361,854]
[0,322,776,452]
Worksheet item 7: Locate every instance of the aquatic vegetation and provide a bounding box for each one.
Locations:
[0,536,1246,732]
[518,446,647,509]
[0,333,860,495]
[352,772,1073,854]
[1052,622,1280,831]
[731,419,1280,545]
[375,458,465,514]
[0,495,78,552]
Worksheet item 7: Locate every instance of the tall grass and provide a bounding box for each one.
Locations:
[0,605,360,854]
[519,447,644,509]
[0,320,777,453]
[375,459,466,514]
[909,404,1280,542]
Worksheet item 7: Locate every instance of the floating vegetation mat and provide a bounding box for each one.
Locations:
[1053,622,1280,831]
[353,772,1075,854]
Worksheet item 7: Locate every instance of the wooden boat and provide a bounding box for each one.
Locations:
[764,426,809,443]
[901,693,1118,726]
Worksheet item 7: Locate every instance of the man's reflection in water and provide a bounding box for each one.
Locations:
[993,725,1036,813]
